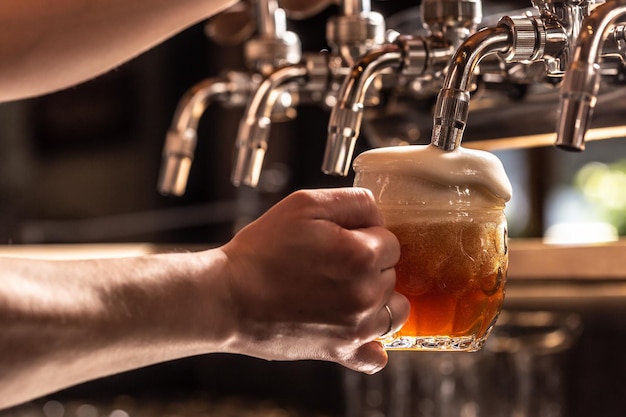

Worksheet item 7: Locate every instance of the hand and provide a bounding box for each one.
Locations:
[220,187,410,374]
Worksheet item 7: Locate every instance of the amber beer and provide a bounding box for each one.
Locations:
[352,144,512,351]
[382,214,508,351]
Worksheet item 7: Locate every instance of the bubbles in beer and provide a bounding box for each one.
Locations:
[386,218,507,350]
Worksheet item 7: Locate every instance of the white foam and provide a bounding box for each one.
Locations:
[353,144,512,202]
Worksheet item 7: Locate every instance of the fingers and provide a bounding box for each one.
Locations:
[377,292,411,338]
[342,342,389,375]
[338,292,410,375]
[275,188,398,279]
[301,187,385,229]
[350,226,401,272]
[226,187,410,375]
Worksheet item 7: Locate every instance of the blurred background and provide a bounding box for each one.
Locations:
[3,0,626,416]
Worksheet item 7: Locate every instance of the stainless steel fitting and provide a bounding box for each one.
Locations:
[430,25,512,151]
[231,64,309,188]
[556,0,626,151]
[322,33,453,176]
[421,0,483,47]
[326,11,387,66]
[158,76,247,196]
[233,0,390,185]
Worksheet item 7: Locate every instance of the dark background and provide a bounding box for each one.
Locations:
[2,0,626,416]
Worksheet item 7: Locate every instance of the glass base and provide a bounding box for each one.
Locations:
[381,335,486,352]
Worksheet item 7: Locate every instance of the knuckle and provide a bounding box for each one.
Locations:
[339,292,372,320]
[338,234,381,270]
[340,322,371,345]
[286,189,318,209]
[350,282,380,309]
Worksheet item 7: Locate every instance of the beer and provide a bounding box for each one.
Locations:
[352,144,512,352]
[385,217,507,351]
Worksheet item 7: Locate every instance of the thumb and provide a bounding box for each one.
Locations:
[339,341,389,375]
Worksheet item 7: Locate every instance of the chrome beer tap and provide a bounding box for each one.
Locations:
[157,0,301,196]
[229,0,306,188]
[157,73,251,196]
[322,0,482,177]
[231,0,387,187]
[556,0,626,151]
[429,0,605,151]
[431,0,624,150]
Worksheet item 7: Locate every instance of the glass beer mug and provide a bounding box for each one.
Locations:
[353,144,512,351]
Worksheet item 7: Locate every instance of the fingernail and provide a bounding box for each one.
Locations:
[365,362,385,375]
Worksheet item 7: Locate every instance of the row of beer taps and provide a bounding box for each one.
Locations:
[158,0,626,196]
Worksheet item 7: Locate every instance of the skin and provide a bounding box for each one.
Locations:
[0,0,410,409]
[0,0,344,100]
[1,188,410,409]
[0,0,240,101]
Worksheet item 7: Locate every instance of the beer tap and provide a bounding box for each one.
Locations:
[556,0,626,151]
[322,0,482,177]
[231,0,387,187]
[229,0,308,188]
[429,0,604,151]
[157,74,250,196]
[157,0,301,196]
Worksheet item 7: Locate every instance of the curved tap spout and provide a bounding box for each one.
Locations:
[430,25,512,150]
[231,64,309,188]
[158,78,234,196]
[161,0,301,195]
[556,0,626,151]
[322,43,404,176]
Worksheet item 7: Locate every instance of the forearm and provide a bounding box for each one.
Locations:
[0,0,238,102]
[0,249,234,409]
[0,189,410,410]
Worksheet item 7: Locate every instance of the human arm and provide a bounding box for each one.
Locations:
[0,187,410,409]
[0,0,239,102]
[0,0,338,101]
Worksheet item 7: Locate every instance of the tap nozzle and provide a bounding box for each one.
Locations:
[555,60,600,151]
[556,0,626,151]
[322,43,404,176]
[231,64,308,187]
[158,78,232,196]
[323,102,366,177]
[231,114,272,188]
[430,25,512,150]
[431,12,561,151]
[430,88,472,151]
[158,129,197,196]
